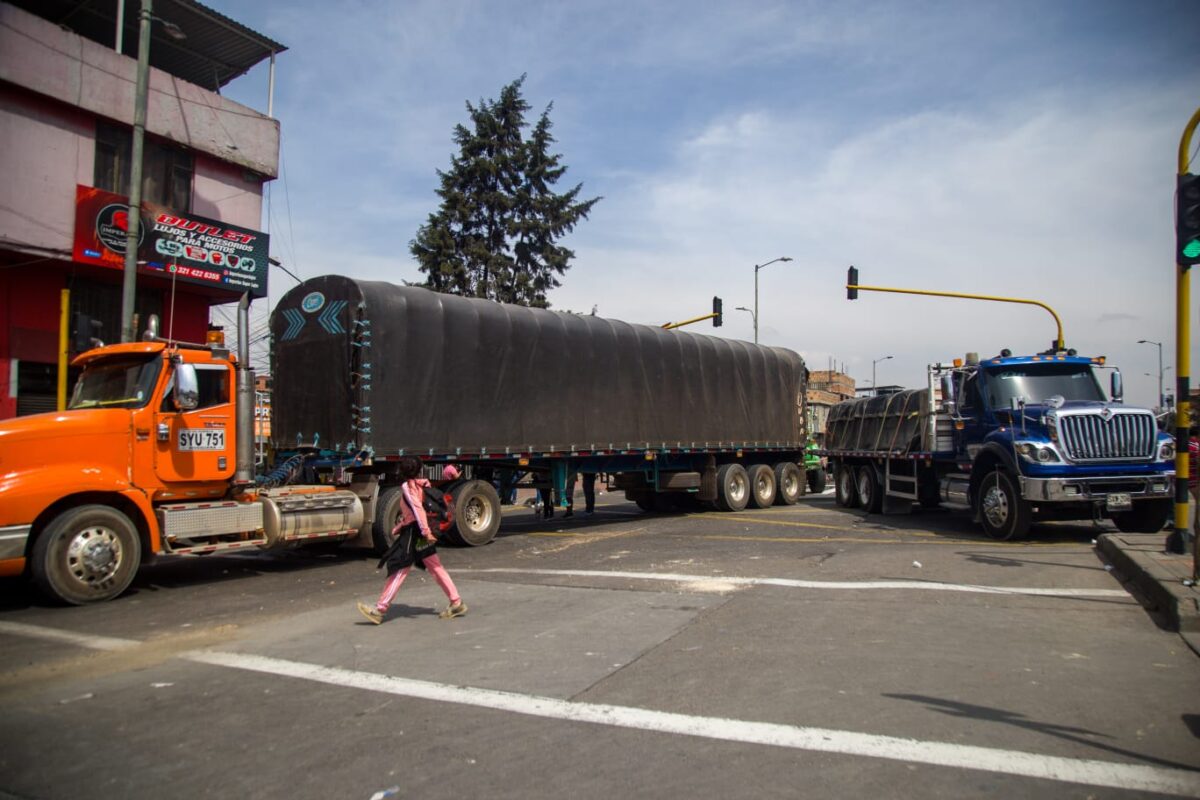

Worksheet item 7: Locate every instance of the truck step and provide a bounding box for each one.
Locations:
[164,536,269,556]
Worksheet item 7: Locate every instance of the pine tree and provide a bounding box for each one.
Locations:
[411,76,599,307]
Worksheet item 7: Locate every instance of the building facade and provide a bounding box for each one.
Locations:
[0,1,283,417]
[806,370,855,443]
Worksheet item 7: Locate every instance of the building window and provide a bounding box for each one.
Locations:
[94,122,193,211]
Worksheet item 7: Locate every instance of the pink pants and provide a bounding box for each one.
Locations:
[375,553,460,612]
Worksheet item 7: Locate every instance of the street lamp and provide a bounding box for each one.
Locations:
[119,0,185,343]
[735,306,755,333]
[752,256,792,344]
[1136,339,1164,410]
[872,355,893,390]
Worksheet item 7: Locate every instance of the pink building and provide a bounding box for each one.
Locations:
[0,0,284,416]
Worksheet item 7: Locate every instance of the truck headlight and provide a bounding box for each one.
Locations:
[1159,440,1175,461]
[1016,442,1061,463]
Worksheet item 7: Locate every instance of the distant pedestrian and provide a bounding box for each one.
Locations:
[1189,423,1199,541]
[357,456,467,624]
[563,471,596,518]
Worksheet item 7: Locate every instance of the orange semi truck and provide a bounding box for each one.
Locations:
[1,277,811,604]
[0,296,367,604]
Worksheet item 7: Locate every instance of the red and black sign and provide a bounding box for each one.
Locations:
[73,185,269,298]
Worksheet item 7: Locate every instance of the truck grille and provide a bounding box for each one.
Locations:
[1056,410,1156,462]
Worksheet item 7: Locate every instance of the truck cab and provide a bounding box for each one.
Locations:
[0,342,239,602]
[942,352,1174,537]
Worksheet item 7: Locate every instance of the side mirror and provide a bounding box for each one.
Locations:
[940,373,957,414]
[174,364,199,411]
[1110,370,1123,404]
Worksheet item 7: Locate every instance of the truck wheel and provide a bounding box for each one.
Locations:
[807,467,827,495]
[856,465,883,514]
[31,505,141,605]
[627,490,656,512]
[747,464,776,508]
[1112,499,1172,533]
[715,463,749,511]
[452,480,502,546]
[774,462,803,505]
[371,486,404,554]
[978,470,1030,541]
[834,465,859,508]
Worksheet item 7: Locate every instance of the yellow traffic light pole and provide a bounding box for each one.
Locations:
[1171,107,1200,562]
[661,312,719,330]
[845,279,1066,350]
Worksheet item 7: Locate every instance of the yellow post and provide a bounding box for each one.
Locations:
[1170,107,1200,563]
[57,289,70,411]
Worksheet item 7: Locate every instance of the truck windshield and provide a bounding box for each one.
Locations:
[69,356,162,410]
[984,364,1104,409]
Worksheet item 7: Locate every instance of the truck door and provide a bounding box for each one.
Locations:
[955,371,989,460]
[154,363,236,484]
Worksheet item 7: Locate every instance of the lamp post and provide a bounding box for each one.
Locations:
[752,256,792,344]
[1136,339,1164,410]
[872,355,893,391]
[119,0,184,343]
[735,306,755,333]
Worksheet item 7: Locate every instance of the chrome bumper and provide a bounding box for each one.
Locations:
[1020,474,1173,503]
[0,524,31,560]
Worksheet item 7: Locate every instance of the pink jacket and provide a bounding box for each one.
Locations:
[395,478,433,538]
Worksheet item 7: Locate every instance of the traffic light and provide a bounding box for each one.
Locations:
[71,312,103,354]
[1177,173,1200,268]
[847,266,859,300]
[712,296,723,327]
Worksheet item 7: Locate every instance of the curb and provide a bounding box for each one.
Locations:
[1095,533,1200,654]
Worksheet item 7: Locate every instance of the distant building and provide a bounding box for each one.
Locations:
[806,370,855,442]
[0,0,285,417]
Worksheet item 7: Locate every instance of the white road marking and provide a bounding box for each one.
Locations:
[6,621,1197,796]
[464,568,1130,598]
[0,620,138,651]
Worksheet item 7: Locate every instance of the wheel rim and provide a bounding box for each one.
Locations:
[755,473,772,501]
[782,471,798,497]
[461,496,493,533]
[981,483,1009,528]
[856,472,872,506]
[838,469,852,499]
[66,525,123,588]
[729,473,747,504]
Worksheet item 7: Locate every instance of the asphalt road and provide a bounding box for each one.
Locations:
[2,488,1199,800]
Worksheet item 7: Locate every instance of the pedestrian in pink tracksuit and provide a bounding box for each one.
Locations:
[357,457,467,624]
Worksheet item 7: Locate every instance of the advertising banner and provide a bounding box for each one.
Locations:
[73,185,269,298]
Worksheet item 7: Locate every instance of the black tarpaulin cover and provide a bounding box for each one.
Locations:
[270,276,806,456]
[825,389,930,454]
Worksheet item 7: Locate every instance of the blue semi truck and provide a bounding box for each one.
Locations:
[820,349,1175,539]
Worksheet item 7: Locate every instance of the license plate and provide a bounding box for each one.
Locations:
[1106,492,1132,511]
[177,428,225,451]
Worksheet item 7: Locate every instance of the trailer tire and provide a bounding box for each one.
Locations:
[747,464,776,508]
[807,467,827,495]
[715,463,749,512]
[452,480,502,546]
[31,505,141,605]
[978,469,1030,541]
[774,462,803,505]
[1112,499,1172,533]
[856,465,883,514]
[371,487,404,554]
[834,464,859,508]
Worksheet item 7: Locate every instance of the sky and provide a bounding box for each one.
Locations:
[211,0,1199,410]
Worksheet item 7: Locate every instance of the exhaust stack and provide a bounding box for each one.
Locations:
[235,293,255,485]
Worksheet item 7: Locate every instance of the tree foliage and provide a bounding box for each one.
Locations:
[410,76,600,307]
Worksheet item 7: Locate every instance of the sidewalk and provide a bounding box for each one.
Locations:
[1095,533,1200,656]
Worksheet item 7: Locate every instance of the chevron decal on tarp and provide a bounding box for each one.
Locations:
[319,300,347,334]
[281,308,305,340]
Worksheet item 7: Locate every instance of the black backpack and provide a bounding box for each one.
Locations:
[418,484,456,534]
